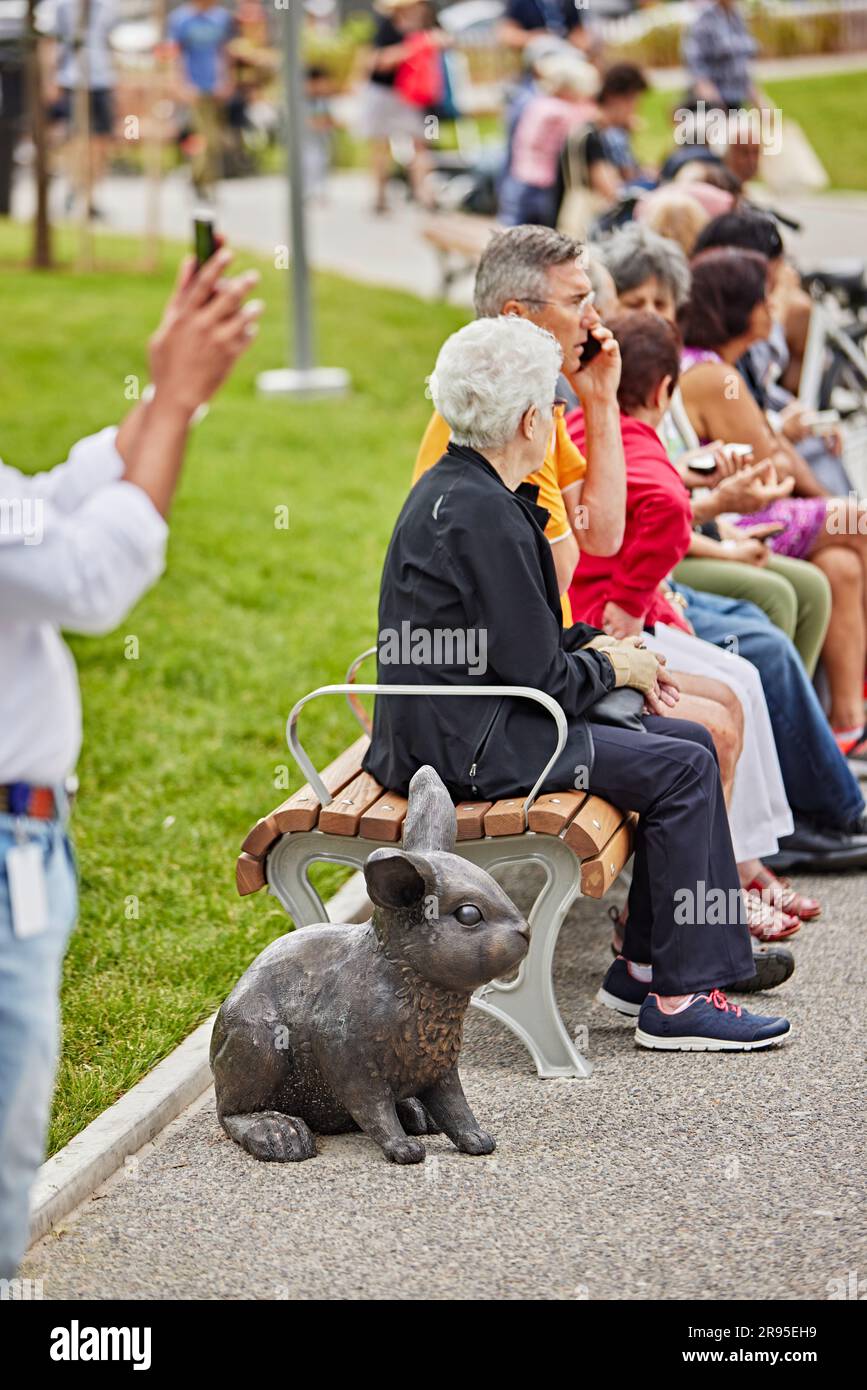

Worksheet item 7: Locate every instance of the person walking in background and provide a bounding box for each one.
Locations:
[0,248,262,1279]
[499,0,591,54]
[168,0,237,200]
[46,0,118,220]
[360,0,449,215]
[683,0,758,112]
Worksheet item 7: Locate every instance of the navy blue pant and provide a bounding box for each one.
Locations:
[585,717,754,995]
[673,583,864,831]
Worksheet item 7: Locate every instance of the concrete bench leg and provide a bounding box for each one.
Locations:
[265,831,592,1080]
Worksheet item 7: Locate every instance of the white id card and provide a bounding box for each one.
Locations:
[7,840,50,939]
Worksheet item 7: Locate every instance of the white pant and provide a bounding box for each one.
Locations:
[648,624,794,863]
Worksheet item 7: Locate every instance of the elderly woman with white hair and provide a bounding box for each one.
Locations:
[364,315,791,1053]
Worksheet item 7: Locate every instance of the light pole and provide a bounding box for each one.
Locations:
[257,0,349,399]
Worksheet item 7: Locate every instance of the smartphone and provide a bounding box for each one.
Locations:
[759,523,786,538]
[688,452,719,474]
[724,442,753,463]
[578,330,604,369]
[801,408,841,433]
[193,208,218,268]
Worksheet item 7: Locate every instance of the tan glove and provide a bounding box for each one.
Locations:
[597,637,662,694]
[582,635,620,652]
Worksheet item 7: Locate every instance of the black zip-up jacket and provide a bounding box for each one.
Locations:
[363,443,616,801]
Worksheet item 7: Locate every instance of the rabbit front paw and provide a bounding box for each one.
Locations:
[383,1136,427,1164]
[455,1129,496,1156]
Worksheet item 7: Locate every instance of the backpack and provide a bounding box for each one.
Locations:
[394,32,444,110]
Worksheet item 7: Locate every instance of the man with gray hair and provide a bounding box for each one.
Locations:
[414,225,626,606]
[366,315,792,1052]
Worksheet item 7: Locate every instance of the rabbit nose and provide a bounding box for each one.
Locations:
[515,923,531,941]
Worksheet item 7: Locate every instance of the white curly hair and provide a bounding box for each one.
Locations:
[428,316,563,452]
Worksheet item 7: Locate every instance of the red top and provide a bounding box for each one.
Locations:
[566,410,693,633]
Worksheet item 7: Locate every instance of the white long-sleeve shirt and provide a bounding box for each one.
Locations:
[0,427,168,784]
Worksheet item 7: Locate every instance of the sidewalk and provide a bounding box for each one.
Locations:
[22,865,866,1300]
[12,167,867,305]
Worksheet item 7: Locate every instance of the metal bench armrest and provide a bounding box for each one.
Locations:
[344,646,377,736]
[286,682,568,829]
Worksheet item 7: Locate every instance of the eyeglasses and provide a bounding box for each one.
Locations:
[519,290,596,314]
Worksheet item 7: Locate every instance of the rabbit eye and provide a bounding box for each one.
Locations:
[454,904,482,926]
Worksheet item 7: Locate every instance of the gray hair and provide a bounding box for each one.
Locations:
[596,222,692,308]
[429,317,563,452]
[474,225,584,319]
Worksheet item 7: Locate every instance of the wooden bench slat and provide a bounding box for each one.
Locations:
[484,798,525,837]
[237,851,266,897]
[455,801,491,840]
[565,795,627,858]
[318,771,384,836]
[269,735,370,836]
[359,790,408,842]
[528,791,586,836]
[580,819,635,899]
[422,214,497,256]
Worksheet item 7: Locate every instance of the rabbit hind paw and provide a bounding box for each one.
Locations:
[396,1097,442,1136]
[221,1110,317,1163]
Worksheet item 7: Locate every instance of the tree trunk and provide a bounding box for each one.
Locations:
[26,0,52,269]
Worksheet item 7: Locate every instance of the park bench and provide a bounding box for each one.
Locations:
[422,212,500,298]
[236,649,636,1080]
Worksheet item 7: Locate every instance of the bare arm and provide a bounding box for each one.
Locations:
[679,362,828,497]
[551,531,579,594]
[588,160,622,203]
[498,19,542,49]
[564,327,626,556]
[120,250,262,518]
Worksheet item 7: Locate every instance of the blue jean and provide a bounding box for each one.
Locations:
[673,583,865,830]
[0,812,77,1279]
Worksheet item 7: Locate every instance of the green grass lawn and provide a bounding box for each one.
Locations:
[634,68,867,191]
[0,218,468,1154]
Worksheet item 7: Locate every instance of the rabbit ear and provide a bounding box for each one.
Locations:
[364,849,428,911]
[403,766,457,853]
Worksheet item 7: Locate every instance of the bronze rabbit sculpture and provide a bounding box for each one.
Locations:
[211,766,530,1164]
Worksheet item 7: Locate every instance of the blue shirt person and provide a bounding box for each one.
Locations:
[168,0,235,96]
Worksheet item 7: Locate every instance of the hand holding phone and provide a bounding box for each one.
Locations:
[578,330,604,369]
[194,209,218,269]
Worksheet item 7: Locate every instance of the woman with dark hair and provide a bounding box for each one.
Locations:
[678,247,867,755]
[597,224,831,677]
[567,310,810,940]
[693,209,851,494]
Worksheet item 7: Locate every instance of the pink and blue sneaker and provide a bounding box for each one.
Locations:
[635,990,791,1051]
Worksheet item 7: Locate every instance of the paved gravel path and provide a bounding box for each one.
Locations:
[23,864,866,1301]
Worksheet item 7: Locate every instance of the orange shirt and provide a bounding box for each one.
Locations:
[413,405,587,624]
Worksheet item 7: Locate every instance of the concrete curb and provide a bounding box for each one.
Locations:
[29,872,372,1247]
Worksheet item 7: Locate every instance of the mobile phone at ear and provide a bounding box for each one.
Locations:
[193,208,217,268]
[578,330,604,369]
